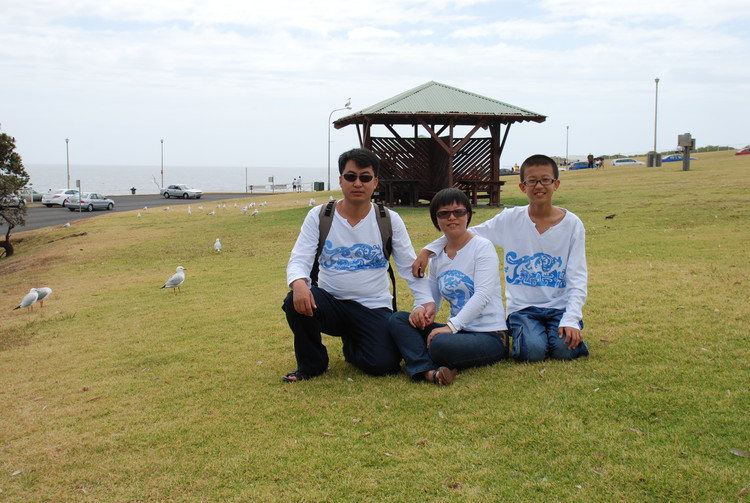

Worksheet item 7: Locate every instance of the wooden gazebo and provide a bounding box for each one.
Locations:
[333,81,546,206]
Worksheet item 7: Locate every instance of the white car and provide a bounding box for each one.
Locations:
[41,189,79,207]
[610,158,646,166]
[160,184,203,199]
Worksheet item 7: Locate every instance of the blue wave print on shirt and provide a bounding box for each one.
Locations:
[320,240,388,271]
[505,252,566,288]
[438,270,474,316]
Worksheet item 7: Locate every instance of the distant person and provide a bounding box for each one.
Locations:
[587,153,594,169]
[413,154,589,362]
[292,177,298,192]
[389,188,508,386]
[282,148,435,382]
[297,175,303,192]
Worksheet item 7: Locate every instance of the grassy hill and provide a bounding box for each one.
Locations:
[1,150,748,501]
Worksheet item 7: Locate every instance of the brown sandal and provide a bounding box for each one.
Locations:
[431,367,457,386]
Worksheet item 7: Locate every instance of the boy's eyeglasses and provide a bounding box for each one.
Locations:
[436,208,469,219]
[342,172,375,183]
[522,178,557,187]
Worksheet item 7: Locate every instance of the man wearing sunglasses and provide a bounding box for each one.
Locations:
[283,148,435,382]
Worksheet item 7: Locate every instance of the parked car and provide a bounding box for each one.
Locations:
[569,161,592,170]
[0,193,26,209]
[735,147,750,155]
[662,154,697,162]
[160,184,203,199]
[67,192,115,212]
[42,189,79,207]
[610,158,646,166]
[19,188,43,202]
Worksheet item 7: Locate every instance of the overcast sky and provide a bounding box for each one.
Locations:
[2,0,749,169]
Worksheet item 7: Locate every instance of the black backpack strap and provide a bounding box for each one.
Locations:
[375,203,397,311]
[310,200,336,286]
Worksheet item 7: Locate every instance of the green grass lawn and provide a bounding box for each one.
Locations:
[1,151,749,501]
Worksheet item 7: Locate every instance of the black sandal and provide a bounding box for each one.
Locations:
[431,367,457,386]
[282,369,312,383]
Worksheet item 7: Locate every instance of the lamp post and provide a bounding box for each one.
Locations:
[160,139,164,188]
[653,78,660,159]
[65,138,70,189]
[328,98,352,191]
[565,126,569,164]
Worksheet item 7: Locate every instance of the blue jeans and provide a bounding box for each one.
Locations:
[388,311,508,380]
[507,307,589,362]
[282,287,401,377]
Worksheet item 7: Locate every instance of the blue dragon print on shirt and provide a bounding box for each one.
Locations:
[320,240,388,271]
[505,252,566,288]
[438,270,474,316]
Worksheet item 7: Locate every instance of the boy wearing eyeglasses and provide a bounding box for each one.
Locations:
[283,148,435,382]
[414,154,589,362]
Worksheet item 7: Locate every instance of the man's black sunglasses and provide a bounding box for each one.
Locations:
[342,172,375,183]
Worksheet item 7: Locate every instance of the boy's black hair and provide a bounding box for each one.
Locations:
[429,187,472,231]
[338,148,380,177]
[520,154,559,181]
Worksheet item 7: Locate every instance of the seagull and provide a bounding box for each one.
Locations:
[329,195,334,201]
[249,202,256,208]
[36,287,52,307]
[198,205,204,211]
[137,212,141,218]
[161,266,186,294]
[308,198,316,206]
[605,214,616,219]
[214,238,222,252]
[143,206,148,210]
[187,205,192,215]
[163,206,170,211]
[207,210,215,216]
[62,222,70,228]
[14,288,38,311]
[251,209,258,217]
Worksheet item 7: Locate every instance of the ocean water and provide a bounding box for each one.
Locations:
[25,164,332,195]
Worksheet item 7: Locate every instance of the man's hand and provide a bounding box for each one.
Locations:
[291,279,316,317]
[412,249,432,278]
[558,325,583,350]
[427,325,451,348]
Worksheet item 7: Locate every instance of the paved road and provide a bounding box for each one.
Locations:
[12,193,267,232]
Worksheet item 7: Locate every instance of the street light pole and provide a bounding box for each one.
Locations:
[65,138,70,189]
[653,78,660,156]
[160,139,164,188]
[328,98,352,191]
[565,126,569,164]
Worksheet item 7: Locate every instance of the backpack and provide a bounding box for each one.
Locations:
[310,200,397,311]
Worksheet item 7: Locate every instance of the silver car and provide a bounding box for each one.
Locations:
[42,189,79,207]
[160,184,203,199]
[67,192,115,212]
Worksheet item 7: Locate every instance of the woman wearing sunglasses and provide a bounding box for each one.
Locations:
[388,188,509,386]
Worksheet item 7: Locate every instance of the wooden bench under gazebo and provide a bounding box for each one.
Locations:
[333,81,546,206]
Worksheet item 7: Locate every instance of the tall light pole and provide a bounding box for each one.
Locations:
[653,78,660,156]
[328,98,352,191]
[160,139,164,188]
[565,126,569,164]
[65,138,70,189]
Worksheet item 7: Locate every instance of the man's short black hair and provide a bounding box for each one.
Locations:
[429,187,472,231]
[338,148,380,177]
[520,154,559,181]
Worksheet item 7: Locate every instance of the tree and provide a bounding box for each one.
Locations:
[0,128,30,257]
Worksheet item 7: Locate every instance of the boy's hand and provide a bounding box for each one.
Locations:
[559,326,583,350]
[412,249,432,277]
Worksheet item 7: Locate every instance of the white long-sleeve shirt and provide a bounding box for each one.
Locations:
[428,236,507,332]
[287,203,433,310]
[425,205,587,328]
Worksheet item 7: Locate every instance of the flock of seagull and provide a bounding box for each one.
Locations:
[13,195,332,310]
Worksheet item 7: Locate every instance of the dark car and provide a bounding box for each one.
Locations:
[662,154,697,162]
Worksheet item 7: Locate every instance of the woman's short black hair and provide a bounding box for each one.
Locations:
[338,148,380,177]
[429,188,472,231]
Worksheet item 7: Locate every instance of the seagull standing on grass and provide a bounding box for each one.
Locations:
[161,266,186,294]
[251,208,259,217]
[188,205,192,215]
[35,287,52,307]
[14,288,38,311]
[214,238,222,252]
